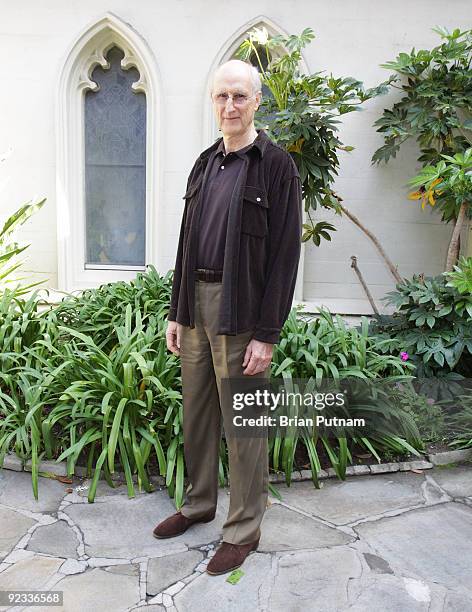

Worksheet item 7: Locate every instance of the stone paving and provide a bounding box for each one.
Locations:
[0,464,471,611]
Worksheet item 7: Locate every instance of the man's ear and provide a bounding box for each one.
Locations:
[254,91,262,110]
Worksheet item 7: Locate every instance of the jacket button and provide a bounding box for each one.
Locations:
[256,197,261,202]
[220,165,225,170]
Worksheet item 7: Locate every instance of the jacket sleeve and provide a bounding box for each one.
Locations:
[167,161,198,322]
[167,205,187,322]
[252,167,302,344]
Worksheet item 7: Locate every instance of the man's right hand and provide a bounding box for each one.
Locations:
[166,321,182,356]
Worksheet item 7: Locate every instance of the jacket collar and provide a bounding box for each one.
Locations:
[199,128,270,160]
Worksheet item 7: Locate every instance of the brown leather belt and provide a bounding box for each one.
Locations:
[195,268,223,282]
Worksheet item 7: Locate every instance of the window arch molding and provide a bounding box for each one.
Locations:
[203,16,309,301]
[56,12,162,291]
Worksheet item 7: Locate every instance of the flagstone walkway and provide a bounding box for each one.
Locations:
[0,464,471,611]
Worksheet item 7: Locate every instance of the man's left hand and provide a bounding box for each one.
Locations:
[242,339,273,376]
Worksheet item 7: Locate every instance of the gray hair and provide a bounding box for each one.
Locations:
[247,63,262,94]
[211,60,262,95]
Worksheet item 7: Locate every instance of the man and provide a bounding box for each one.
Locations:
[153,59,302,575]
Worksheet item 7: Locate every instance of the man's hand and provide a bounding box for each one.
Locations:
[166,321,182,356]
[242,338,273,376]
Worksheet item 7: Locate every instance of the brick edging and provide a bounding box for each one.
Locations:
[269,460,434,483]
[1,448,470,483]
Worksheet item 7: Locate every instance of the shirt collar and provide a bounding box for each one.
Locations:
[216,138,256,159]
[201,128,269,160]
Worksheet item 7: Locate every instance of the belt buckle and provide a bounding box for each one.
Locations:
[197,268,210,282]
[196,268,220,282]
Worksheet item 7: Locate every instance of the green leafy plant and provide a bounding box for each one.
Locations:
[53,265,173,351]
[0,200,47,296]
[393,380,448,444]
[270,307,422,487]
[372,27,472,269]
[235,27,394,245]
[0,268,188,503]
[368,273,472,393]
[372,27,472,166]
[0,288,63,493]
[445,256,472,294]
[49,306,180,503]
[0,289,47,375]
[407,149,472,270]
[0,268,434,501]
[0,336,72,499]
[448,394,472,449]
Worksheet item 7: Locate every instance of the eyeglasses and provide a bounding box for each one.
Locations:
[213,92,256,106]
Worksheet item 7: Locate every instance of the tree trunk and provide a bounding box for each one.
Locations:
[451,234,461,268]
[445,202,467,272]
[339,203,403,284]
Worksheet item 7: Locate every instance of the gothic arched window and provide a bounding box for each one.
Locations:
[56,14,160,291]
[84,46,146,269]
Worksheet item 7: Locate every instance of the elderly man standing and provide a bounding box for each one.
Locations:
[153,59,302,575]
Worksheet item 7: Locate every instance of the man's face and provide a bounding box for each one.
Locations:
[211,66,261,137]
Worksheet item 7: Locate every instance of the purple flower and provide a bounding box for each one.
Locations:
[400,351,409,361]
[426,398,435,405]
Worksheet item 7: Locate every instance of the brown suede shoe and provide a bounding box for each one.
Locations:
[206,539,259,575]
[152,511,215,539]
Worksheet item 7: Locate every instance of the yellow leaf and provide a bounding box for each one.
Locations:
[287,137,305,154]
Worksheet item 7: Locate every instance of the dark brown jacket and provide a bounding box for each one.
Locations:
[168,129,302,344]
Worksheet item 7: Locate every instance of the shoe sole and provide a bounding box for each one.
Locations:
[152,516,215,539]
[206,563,243,576]
[153,530,186,540]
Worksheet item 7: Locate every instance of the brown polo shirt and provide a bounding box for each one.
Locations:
[197,138,256,270]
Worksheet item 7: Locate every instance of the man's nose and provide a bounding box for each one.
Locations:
[225,96,236,111]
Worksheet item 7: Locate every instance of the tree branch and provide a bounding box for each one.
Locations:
[339,203,403,284]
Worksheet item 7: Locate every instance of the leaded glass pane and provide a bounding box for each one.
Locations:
[84,46,146,268]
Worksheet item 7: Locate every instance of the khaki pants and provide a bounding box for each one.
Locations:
[179,280,269,545]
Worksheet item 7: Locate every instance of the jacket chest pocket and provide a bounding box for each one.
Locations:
[241,185,268,237]
[181,182,202,245]
[182,181,202,224]
[182,181,200,205]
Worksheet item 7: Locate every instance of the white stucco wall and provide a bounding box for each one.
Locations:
[0,1,470,312]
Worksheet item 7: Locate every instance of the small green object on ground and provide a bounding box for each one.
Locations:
[226,569,244,584]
